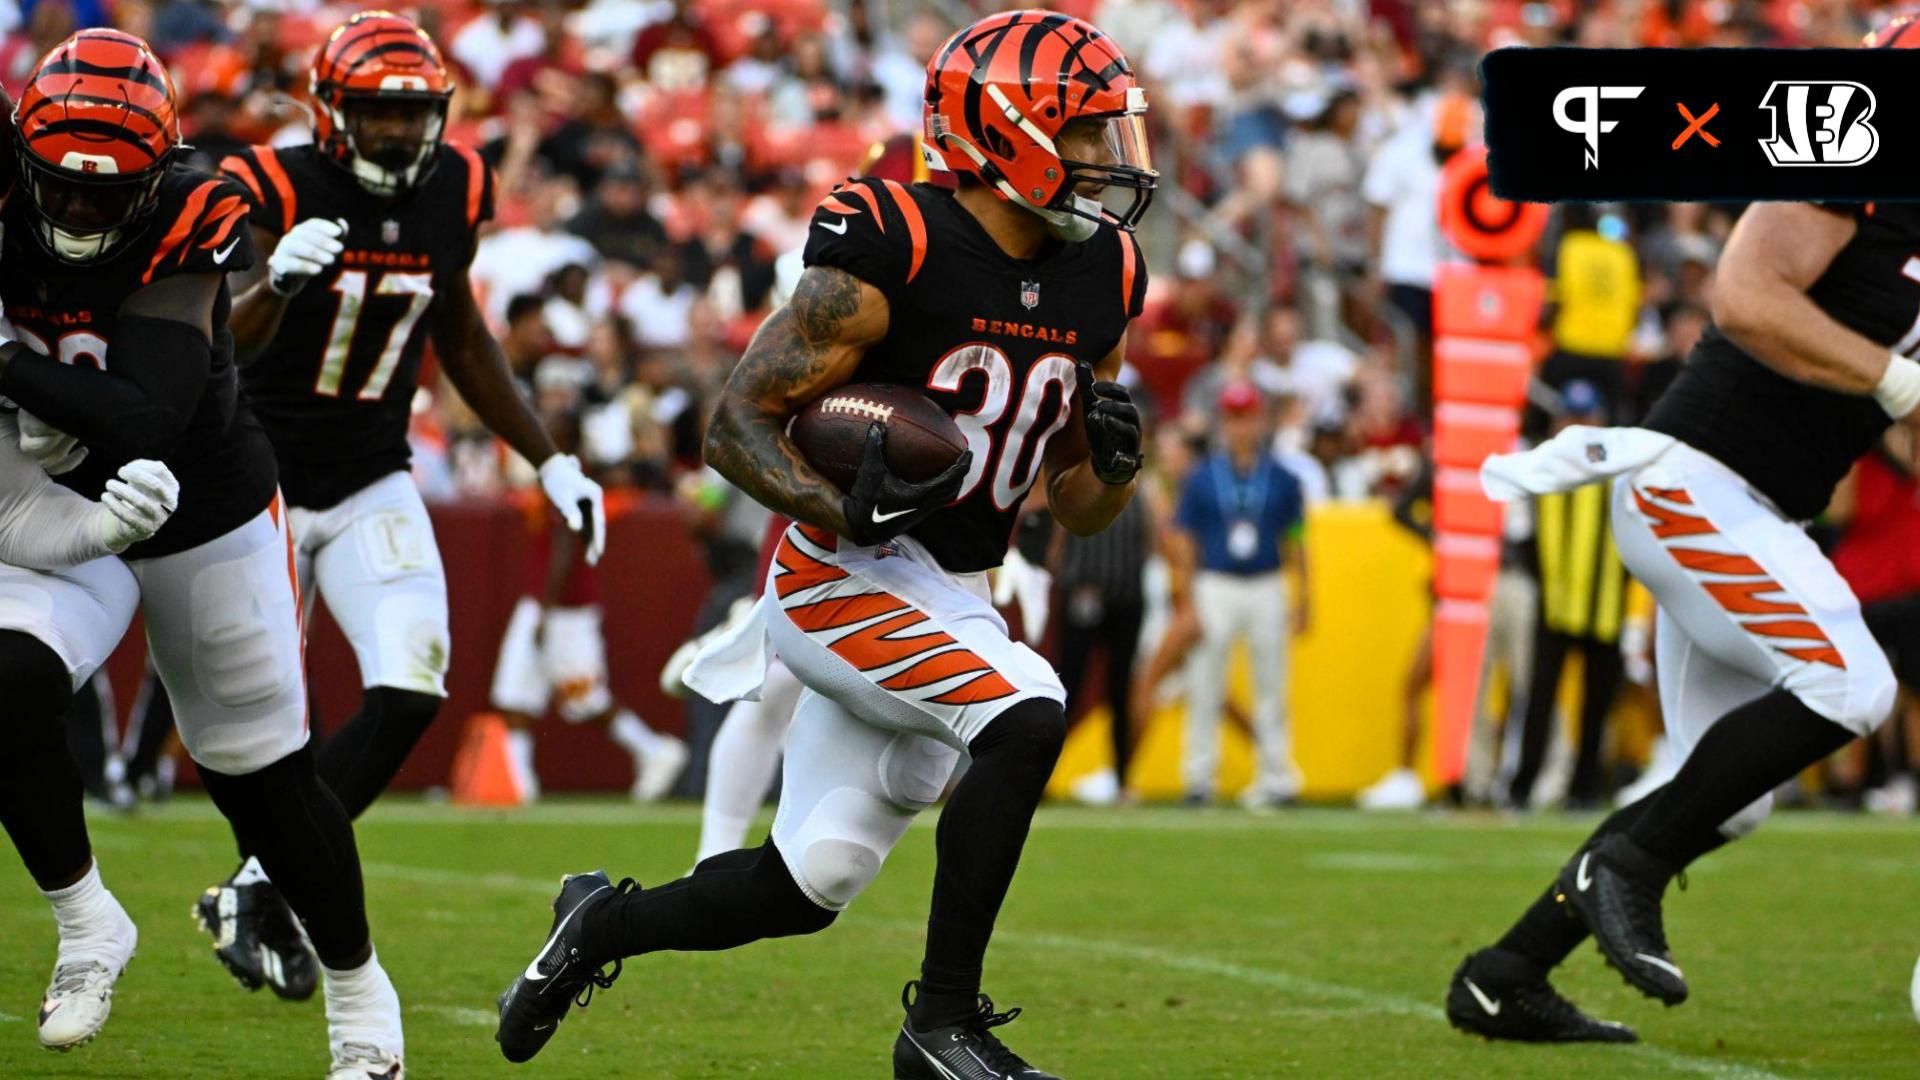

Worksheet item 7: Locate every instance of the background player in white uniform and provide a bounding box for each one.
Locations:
[176,12,607,1000]
[1445,23,1918,1035]
[0,31,407,1077]
[488,384,686,801]
[493,14,1154,1078]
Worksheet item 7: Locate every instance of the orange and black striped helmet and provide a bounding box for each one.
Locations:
[923,10,1154,240]
[310,11,452,198]
[13,29,178,262]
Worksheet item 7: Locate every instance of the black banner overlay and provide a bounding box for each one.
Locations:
[1483,48,1920,202]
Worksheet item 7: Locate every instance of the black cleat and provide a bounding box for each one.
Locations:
[495,870,633,1064]
[893,981,1061,1080]
[1446,949,1637,1043]
[193,875,318,1000]
[1556,833,1688,1005]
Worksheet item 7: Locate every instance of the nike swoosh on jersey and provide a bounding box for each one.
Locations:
[213,239,241,264]
[871,506,916,524]
[522,884,609,982]
[1463,977,1501,1016]
[816,218,849,235]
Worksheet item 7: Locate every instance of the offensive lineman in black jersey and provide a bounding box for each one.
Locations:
[493,11,1152,1078]
[0,31,407,1075]
[1444,21,1920,1046]
[164,11,606,1000]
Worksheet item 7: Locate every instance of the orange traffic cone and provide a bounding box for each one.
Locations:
[450,713,527,807]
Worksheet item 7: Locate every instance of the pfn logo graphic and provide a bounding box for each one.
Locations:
[1757,81,1879,167]
[1553,86,1645,169]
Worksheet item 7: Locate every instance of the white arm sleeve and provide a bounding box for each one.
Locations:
[0,414,114,570]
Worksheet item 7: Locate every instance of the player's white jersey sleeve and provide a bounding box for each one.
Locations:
[0,413,118,570]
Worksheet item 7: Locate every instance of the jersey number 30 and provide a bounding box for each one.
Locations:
[929,344,1077,510]
[315,270,434,399]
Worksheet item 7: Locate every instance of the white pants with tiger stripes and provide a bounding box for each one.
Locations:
[1612,443,1896,836]
[754,523,1064,909]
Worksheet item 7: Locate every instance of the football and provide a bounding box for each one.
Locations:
[789,382,967,492]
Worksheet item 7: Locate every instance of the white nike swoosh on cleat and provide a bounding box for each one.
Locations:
[1575,853,1594,891]
[1634,953,1684,979]
[1463,977,1501,1016]
[816,218,849,235]
[522,884,609,982]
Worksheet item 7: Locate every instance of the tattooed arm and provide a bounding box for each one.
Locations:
[702,265,888,534]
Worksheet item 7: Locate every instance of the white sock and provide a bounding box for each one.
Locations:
[609,709,661,758]
[43,861,130,963]
[695,697,785,862]
[231,855,269,887]
[323,947,404,1055]
[506,728,538,795]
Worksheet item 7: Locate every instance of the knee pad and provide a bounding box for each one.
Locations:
[0,630,74,721]
[781,789,890,910]
[1718,792,1774,840]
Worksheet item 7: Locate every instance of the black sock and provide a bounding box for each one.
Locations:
[912,699,1067,1032]
[1626,689,1853,864]
[1493,795,1654,968]
[0,632,92,890]
[64,675,111,802]
[200,746,371,969]
[315,687,443,819]
[580,838,835,965]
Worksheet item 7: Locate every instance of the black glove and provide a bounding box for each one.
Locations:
[1076,362,1142,485]
[841,422,972,547]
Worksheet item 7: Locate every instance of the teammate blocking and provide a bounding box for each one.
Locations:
[175,10,608,1000]
[493,12,1153,1078]
[0,30,405,1076]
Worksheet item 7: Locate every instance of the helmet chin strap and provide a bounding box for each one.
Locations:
[49,224,117,262]
[943,133,1104,244]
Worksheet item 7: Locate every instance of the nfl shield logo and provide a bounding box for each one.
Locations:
[382,219,400,245]
[1020,279,1040,310]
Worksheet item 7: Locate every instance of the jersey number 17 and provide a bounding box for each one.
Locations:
[315,270,434,399]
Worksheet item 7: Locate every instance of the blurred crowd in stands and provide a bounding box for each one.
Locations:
[17,0,1919,808]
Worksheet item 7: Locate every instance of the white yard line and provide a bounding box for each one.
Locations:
[409,1004,497,1027]
[362,861,1793,1080]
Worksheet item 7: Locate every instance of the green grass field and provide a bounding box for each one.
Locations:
[0,799,1915,1078]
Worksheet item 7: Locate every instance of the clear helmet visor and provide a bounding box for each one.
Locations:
[1056,94,1157,233]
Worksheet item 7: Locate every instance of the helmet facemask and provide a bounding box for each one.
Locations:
[328,91,448,199]
[17,144,168,263]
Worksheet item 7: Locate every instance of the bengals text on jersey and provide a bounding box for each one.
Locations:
[801,176,1147,573]
[220,140,495,510]
[0,168,274,557]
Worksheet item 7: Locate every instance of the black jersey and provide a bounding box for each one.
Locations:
[220,141,496,510]
[802,178,1147,573]
[1645,203,1903,520]
[0,169,276,558]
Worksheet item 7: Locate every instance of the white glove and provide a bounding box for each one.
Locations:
[538,453,607,565]
[94,458,179,552]
[19,410,86,475]
[268,217,347,297]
